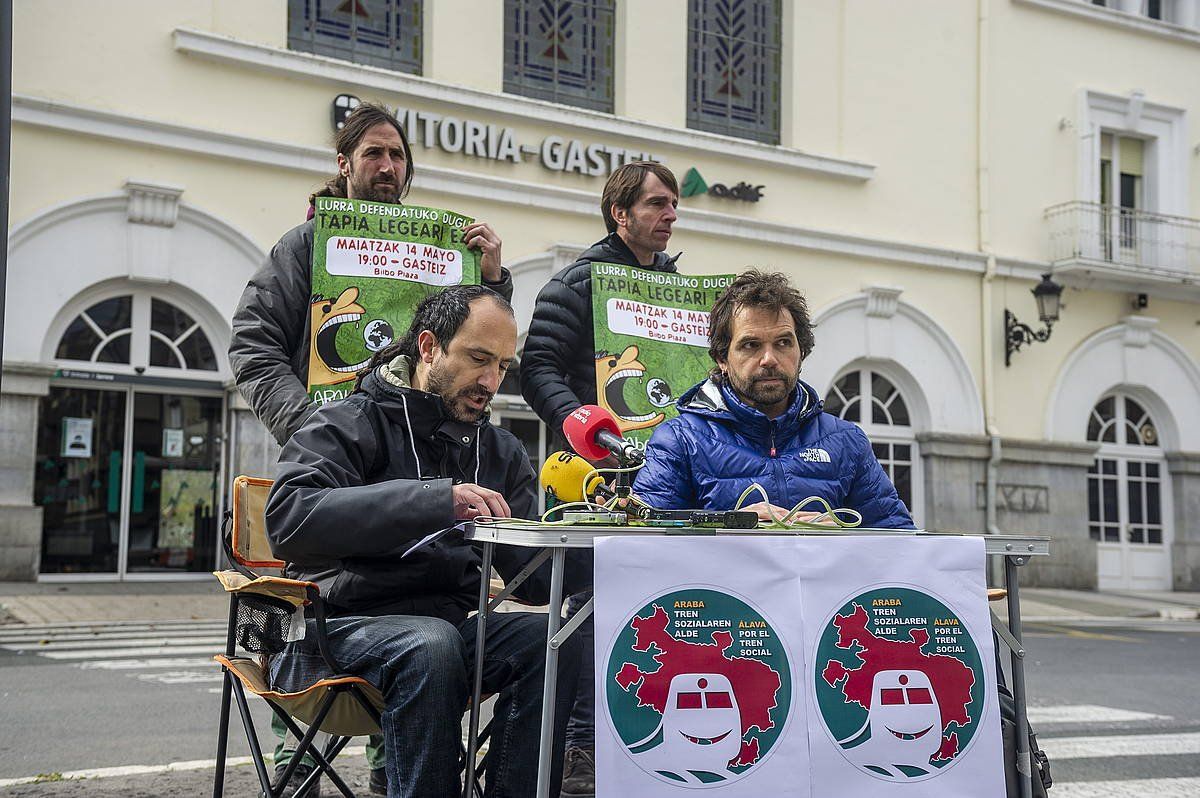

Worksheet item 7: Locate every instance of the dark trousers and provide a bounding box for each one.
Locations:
[564,592,595,750]
[271,610,580,798]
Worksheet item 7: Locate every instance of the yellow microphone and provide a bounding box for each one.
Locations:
[539,451,614,503]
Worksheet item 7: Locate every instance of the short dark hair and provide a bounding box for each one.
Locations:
[707,270,815,378]
[352,286,514,392]
[600,161,679,234]
[310,102,415,205]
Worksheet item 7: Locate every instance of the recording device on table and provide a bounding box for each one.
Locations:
[544,404,759,529]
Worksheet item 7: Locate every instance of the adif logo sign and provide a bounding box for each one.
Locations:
[800,448,832,463]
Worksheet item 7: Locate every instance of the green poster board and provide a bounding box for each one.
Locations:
[307,197,481,404]
[591,263,735,446]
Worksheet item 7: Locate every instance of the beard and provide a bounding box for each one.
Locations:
[726,367,798,411]
[347,168,401,203]
[426,361,492,422]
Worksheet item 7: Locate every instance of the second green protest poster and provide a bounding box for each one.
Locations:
[591,263,734,447]
[307,196,480,404]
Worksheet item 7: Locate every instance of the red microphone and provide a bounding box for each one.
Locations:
[562,405,644,464]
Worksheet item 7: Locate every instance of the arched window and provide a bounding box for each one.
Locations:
[824,369,918,519]
[55,294,217,372]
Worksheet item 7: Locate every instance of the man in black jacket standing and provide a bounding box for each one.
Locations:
[519,161,680,797]
[268,286,582,798]
[229,102,512,449]
[520,161,680,441]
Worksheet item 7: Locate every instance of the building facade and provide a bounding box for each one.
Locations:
[3,0,1198,589]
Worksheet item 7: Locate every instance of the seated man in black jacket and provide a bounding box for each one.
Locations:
[266,285,583,798]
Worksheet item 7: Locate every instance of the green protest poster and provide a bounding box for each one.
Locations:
[307,196,481,404]
[591,263,735,446]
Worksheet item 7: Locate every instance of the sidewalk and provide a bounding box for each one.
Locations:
[1,579,1197,626]
[0,580,227,626]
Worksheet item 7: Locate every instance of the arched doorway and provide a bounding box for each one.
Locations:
[35,289,225,578]
[1087,394,1172,590]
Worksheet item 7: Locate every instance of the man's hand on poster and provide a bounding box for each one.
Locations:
[452,482,511,520]
[464,222,503,283]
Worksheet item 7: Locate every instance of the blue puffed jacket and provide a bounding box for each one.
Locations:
[632,377,915,529]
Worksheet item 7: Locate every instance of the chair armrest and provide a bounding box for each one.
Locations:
[213,570,315,609]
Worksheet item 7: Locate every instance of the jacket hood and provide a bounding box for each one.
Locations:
[677,376,824,448]
[579,232,680,273]
[359,357,486,447]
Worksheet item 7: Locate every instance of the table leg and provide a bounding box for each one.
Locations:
[535,546,567,798]
[463,540,494,798]
[1005,556,1033,798]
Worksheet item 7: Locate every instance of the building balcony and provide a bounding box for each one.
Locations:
[1045,201,1200,299]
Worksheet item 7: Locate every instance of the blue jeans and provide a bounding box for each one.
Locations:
[564,592,595,750]
[271,611,580,798]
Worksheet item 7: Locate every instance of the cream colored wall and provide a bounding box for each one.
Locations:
[617,1,687,127]
[426,0,502,92]
[781,1,984,250]
[993,274,1200,440]
[983,3,1200,439]
[989,1,1200,260]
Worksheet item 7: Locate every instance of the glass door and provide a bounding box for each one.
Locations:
[35,386,128,574]
[125,392,223,574]
[36,383,223,577]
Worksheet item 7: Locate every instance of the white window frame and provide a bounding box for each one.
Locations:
[825,367,924,526]
[1078,90,1188,216]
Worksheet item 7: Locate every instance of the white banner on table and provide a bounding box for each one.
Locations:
[595,536,808,797]
[595,534,1004,797]
[795,535,1004,798]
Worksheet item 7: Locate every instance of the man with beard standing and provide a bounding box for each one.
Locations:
[230,101,511,451]
[266,286,585,798]
[229,102,511,795]
[632,270,913,529]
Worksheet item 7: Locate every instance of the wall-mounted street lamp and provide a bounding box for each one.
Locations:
[1005,273,1063,367]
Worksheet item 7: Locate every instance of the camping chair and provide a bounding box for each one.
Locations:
[212,475,493,798]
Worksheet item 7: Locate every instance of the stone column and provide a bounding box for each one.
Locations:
[1166,451,1200,590]
[0,363,53,580]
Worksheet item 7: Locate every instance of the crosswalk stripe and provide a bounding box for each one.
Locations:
[0,628,225,644]
[136,670,223,685]
[1026,704,1171,724]
[79,657,217,670]
[38,643,224,660]
[2,636,224,652]
[1051,777,1200,797]
[1042,731,1200,759]
[0,620,224,634]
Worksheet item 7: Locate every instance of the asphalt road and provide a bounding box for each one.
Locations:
[0,616,1196,796]
[1020,618,1200,795]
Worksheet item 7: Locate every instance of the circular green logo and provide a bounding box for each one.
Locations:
[604,587,792,787]
[813,585,987,781]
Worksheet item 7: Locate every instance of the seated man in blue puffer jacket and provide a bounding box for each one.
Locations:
[633,269,914,529]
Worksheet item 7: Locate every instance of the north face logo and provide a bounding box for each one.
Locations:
[800,448,832,463]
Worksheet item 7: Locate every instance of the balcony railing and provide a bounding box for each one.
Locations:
[1046,201,1200,276]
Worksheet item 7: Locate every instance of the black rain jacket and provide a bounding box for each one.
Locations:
[520,232,679,435]
[229,219,513,446]
[265,359,587,623]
